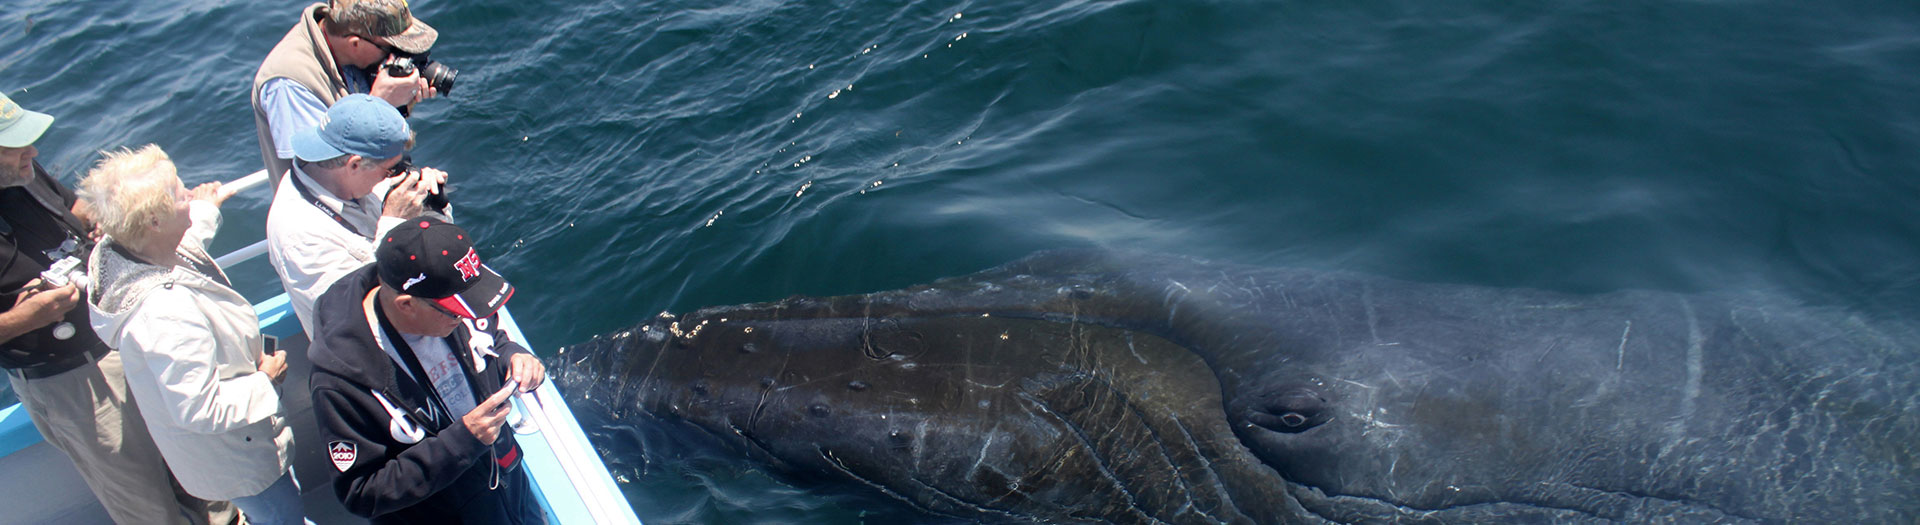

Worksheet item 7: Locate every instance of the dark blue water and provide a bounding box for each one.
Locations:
[6,0,1920,522]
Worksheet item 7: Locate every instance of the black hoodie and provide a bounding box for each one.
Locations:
[307,264,542,524]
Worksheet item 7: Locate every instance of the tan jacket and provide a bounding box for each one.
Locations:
[252,3,349,186]
[86,201,294,500]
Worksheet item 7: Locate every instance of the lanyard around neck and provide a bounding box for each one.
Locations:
[289,171,367,238]
[370,299,453,427]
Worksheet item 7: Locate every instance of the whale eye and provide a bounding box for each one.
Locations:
[1246,387,1332,434]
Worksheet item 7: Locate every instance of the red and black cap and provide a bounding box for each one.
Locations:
[376,217,514,319]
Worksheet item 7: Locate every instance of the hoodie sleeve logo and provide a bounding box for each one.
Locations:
[373,390,426,444]
[329,441,358,472]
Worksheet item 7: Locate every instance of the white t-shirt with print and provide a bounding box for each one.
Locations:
[400,333,477,417]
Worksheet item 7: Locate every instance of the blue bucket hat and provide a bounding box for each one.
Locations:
[0,93,54,148]
[291,94,410,162]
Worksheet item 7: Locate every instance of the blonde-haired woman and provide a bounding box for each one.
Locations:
[80,144,305,524]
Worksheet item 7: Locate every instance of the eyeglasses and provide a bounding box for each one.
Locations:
[418,296,465,320]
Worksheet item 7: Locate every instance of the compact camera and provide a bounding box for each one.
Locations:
[39,256,84,290]
[39,238,87,291]
[384,51,458,95]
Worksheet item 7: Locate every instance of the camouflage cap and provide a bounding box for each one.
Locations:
[328,0,438,54]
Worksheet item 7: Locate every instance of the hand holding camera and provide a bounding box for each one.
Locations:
[380,163,450,219]
[35,248,88,340]
[12,272,82,340]
[10,277,79,320]
[383,51,457,95]
[373,51,456,111]
[370,68,428,108]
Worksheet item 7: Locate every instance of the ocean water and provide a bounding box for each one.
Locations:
[4,0,1919,522]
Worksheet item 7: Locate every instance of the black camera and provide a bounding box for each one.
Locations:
[384,51,458,95]
[386,156,449,212]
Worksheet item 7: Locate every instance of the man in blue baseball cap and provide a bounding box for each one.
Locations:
[0,92,239,525]
[266,94,448,337]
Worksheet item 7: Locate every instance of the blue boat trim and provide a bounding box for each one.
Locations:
[0,403,35,458]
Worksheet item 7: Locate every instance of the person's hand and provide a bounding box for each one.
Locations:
[369,66,434,108]
[11,279,79,330]
[379,167,447,219]
[462,381,515,445]
[257,348,288,383]
[507,352,545,393]
[188,182,233,207]
[69,200,102,241]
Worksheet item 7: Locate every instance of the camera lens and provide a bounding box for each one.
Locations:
[422,62,457,94]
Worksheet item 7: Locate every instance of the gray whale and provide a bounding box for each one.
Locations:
[555,250,1919,523]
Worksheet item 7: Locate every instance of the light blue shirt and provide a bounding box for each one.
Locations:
[258,66,373,162]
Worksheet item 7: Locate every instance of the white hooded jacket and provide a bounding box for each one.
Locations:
[87,200,294,500]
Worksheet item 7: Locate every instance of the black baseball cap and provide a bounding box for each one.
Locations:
[376,217,514,319]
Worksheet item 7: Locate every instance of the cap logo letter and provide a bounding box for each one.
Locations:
[453,248,482,281]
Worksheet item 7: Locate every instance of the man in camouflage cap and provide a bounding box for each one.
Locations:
[251,0,443,186]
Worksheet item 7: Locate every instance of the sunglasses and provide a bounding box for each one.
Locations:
[356,34,397,56]
[419,296,466,320]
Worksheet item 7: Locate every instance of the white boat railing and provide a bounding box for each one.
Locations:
[212,170,271,268]
[219,169,272,195]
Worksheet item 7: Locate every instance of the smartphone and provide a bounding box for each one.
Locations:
[504,380,539,435]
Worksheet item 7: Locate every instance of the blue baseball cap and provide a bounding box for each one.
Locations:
[0,93,54,148]
[291,94,410,162]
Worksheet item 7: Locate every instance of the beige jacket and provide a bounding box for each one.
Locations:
[86,201,293,500]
